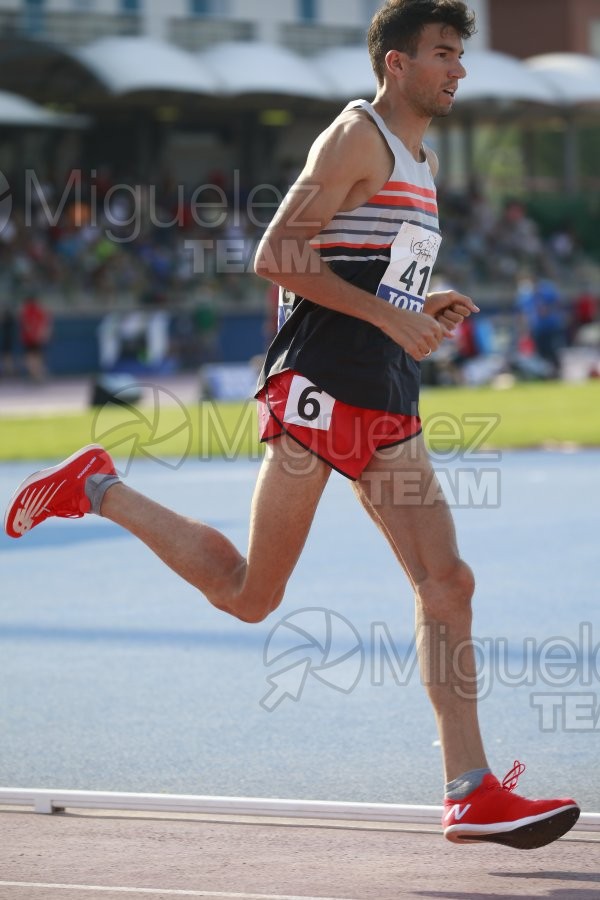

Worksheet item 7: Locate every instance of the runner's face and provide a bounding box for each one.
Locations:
[401,24,466,118]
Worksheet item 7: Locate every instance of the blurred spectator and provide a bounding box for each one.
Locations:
[491,200,544,280]
[570,286,600,355]
[0,166,264,309]
[1,162,598,389]
[1,164,594,308]
[20,295,52,382]
[515,276,565,377]
[169,300,218,369]
[98,308,176,374]
[572,288,598,330]
[549,225,578,276]
[0,303,17,376]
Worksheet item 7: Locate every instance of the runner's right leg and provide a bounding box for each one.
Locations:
[100,433,331,623]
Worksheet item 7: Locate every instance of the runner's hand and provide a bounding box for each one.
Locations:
[424,290,480,334]
[381,308,446,361]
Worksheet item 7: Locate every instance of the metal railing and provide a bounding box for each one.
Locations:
[0,11,141,45]
[1,788,599,832]
[280,22,365,55]
[169,17,255,52]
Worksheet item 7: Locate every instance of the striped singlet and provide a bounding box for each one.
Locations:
[256,99,441,414]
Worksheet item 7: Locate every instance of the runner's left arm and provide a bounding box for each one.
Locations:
[424,290,479,334]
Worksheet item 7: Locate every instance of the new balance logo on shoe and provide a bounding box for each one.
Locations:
[10,481,65,536]
[442,764,580,849]
[445,803,472,823]
[12,506,34,536]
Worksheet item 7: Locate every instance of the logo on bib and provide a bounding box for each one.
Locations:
[411,233,441,264]
[376,222,441,312]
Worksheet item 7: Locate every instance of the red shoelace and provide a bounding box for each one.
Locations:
[501,760,526,792]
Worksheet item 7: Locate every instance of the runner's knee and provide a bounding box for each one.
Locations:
[417,560,475,621]
[226,583,286,625]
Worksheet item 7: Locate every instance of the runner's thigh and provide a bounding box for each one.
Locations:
[243,432,331,597]
[353,433,460,588]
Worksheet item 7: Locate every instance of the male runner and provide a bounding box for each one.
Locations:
[4,0,580,848]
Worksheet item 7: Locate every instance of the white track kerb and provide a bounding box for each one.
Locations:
[0,788,599,831]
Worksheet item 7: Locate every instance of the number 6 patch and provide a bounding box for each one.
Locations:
[283,375,335,431]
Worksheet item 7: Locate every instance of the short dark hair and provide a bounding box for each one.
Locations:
[367,0,476,84]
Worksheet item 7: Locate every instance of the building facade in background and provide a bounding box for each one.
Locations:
[489,0,600,58]
[0,0,491,52]
[0,1,598,58]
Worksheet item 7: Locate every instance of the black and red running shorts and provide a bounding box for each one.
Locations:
[257,369,421,480]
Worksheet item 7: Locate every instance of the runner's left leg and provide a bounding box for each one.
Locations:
[352,434,487,783]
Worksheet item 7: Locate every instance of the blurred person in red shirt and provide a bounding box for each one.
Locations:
[20,295,52,382]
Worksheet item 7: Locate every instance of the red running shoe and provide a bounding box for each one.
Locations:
[4,444,116,539]
[443,761,580,849]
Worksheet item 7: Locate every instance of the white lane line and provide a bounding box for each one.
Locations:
[0,883,356,900]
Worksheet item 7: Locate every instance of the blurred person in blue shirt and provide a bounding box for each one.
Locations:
[516,276,565,377]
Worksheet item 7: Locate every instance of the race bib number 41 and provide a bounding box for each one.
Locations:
[376,222,441,313]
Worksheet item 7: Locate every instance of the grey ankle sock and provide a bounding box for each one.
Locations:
[445,767,492,800]
[85,473,121,516]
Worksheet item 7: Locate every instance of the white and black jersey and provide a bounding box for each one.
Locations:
[257,99,441,414]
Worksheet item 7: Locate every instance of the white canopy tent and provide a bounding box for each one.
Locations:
[0,36,598,191]
[0,89,85,127]
[199,41,329,98]
[525,53,600,106]
[457,49,557,106]
[312,47,376,100]
[73,36,220,97]
[7,36,595,112]
[62,38,582,110]
[310,45,562,192]
[524,53,600,193]
[313,46,560,109]
[446,50,559,184]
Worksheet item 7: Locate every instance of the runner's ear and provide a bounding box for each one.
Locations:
[384,49,406,78]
